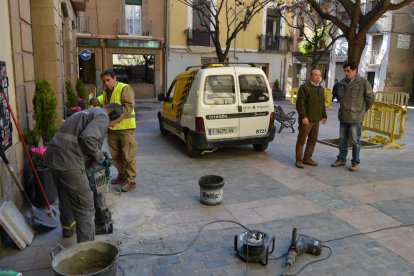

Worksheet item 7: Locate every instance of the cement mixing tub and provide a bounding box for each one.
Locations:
[51,241,118,276]
[199,175,225,205]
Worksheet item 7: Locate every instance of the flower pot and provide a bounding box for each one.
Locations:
[32,167,57,207]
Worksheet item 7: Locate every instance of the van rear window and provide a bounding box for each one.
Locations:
[239,75,269,103]
[203,75,235,105]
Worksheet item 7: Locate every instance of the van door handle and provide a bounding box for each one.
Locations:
[238,106,242,112]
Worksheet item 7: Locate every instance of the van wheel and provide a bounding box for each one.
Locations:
[185,131,202,158]
[252,143,268,151]
[158,116,169,136]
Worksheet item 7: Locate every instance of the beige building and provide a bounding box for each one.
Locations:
[78,0,166,98]
[0,0,80,224]
[166,1,293,95]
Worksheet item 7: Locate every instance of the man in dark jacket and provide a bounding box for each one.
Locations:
[295,68,327,168]
[331,61,375,171]
[45,103,123,243]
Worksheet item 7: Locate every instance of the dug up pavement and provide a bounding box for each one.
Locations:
[1,99,414,275]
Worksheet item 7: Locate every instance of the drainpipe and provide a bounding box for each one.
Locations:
[164,0,169,95]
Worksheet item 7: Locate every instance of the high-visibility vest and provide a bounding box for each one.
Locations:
[97,82,136,130]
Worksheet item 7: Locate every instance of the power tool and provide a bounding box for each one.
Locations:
[86,152,113,235]
[234,230,275,266]
[284,228,322,273]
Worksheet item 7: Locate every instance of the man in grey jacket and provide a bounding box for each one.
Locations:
[331,61,375,171]
[45,103,123,243]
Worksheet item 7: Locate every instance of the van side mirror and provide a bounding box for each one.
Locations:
[158,93,165,101]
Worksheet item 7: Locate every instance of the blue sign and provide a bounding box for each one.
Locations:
[80,49,92,61]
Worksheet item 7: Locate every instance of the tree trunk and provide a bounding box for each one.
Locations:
[347,35,367,65]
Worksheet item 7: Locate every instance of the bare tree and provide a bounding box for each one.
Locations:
[280,1,344,68]
[177,0,273,62]
[306,0,414,63]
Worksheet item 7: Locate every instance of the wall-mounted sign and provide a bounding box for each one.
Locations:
[106,39,161,48]
[397,34,410,49]
[80,49,92,61]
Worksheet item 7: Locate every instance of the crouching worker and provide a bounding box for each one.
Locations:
[45,103,124,243]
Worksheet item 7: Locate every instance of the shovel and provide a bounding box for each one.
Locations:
[0,146,58,230]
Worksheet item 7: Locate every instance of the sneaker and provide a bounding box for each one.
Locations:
[295,160,304,169]
[349,163,359,172]
[303,159,318,166]
[121,182,136,192]
[111,176,127,184]
[331,159,346,167]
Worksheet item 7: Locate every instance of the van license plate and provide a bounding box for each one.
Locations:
[209,127,236,135]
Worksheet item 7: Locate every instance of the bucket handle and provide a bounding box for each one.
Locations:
[51,244,66,259]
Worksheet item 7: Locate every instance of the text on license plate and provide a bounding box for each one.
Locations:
[208,127,236,135]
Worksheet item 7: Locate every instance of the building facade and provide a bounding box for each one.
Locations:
[0,0,79,218]
[78,0,166,98]
[166,1,293,95]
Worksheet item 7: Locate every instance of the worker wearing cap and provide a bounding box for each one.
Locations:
[45,103,123,243]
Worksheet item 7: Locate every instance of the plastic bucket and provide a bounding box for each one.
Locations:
[198,175,225,205]
[51,241,118,276]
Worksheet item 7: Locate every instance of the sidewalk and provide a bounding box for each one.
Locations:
[1,98,414,275]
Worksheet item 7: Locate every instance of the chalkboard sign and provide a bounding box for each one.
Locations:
[0,61,12,150]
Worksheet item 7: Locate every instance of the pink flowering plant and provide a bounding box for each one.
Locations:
[31,146,47,168]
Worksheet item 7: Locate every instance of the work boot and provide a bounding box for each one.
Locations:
[331,159,346,167]
[62,222,76,238]
[111,176,127,184]
[303,159,318,166]
[349,163,359,172]
[295,160,304,169]
[121,182,136,192]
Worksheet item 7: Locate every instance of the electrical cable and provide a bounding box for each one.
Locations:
[119,219,250,257]
[322,222,414,243]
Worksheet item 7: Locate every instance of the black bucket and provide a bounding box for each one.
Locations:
[51,241,118,276]
[198,175,225,205]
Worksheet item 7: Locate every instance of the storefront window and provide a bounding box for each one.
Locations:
[112,54,154,84]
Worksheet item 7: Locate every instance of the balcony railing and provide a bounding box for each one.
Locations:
[76,16,90,34]
[187,28,214,47]
[259,34,292,52]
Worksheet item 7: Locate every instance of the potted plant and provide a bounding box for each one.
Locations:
[34,80,58,143]
[30,80,59,204]
[65,81,78,118]
[75,79,87,109]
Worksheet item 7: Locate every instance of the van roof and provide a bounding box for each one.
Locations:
[185,62,257,71]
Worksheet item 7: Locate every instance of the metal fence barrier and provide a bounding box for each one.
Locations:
[374,91,409,110]
[362,102,407,149]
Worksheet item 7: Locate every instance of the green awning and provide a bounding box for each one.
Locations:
[125,0,142,4]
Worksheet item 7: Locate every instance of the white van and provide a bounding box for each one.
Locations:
[158,63,276,157]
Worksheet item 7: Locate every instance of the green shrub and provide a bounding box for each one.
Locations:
[34,81,58,144]
[22,130,40,147]
[65,81,78,108]
[75,79,87,99]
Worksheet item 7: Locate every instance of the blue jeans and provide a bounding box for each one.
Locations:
[337,122,362,164]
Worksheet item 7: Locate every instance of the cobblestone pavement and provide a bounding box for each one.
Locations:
[1,99,414,275]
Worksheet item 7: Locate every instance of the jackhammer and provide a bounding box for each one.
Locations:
[86,152,113,235]
[284,228,322,274]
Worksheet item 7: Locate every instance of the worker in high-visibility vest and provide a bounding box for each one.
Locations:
[98,70,137,192]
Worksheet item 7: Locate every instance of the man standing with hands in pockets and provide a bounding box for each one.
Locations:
[295,68,327,168]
